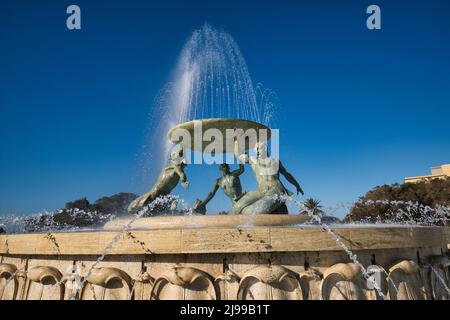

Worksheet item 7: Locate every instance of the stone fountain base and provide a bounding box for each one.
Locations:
[0,215,449,300]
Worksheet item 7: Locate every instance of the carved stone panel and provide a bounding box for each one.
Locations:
[214,270,240,300]
[387,260,426,300]
[237,265,303,300]
[61,265,82,300]
[321,263,367,300]
[132,272,154,300]
[299,269,322,300]
[0,263,17,300]
[151,267,216,300]
[80,267,132,300]
[25,266,63,300]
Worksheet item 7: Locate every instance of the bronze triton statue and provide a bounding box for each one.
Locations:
[193,163,245,214]
[131,118,304,215]
[229,139,304,215]
[128,145,189,213]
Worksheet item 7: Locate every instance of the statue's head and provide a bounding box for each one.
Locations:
[219,163,230,175]
[255,141,268,159]
[169,145,186,165]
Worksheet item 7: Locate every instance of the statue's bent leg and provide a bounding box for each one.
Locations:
[241,194,284,215]
[140,191,159,208]
[227,191,261,215]
[128,197,143,213]
[128,191,156,213]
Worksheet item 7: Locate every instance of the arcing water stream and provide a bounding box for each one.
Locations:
[139,24,277,183]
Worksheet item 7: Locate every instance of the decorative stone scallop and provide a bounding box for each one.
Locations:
[151,267,216,300]
[321,263,367,300]
[0,263,17,300]
[237,265,303,300]
[80,267,132,300]
[387,260,426,300]
[25,266,63,300]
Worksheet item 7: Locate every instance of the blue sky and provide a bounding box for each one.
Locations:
[1,0,449,216]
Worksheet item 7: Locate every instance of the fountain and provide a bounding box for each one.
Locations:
[0,118,448,300]
[0,25,449,300]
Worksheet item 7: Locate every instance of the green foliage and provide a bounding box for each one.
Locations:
[91,193,138,215]
[63,193,138,216]
[344,178,450,224]
[303,198,324,216]
[65,198,91,210]
[23,193,138,231]
[302,198,341,224]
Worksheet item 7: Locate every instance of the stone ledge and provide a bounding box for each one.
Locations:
[0,225,446,256]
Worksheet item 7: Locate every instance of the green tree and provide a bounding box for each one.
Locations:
[65,198,91,210]
[303,198,324,216]
[343,177,450,224]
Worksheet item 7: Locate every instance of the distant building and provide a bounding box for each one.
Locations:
[404,164,450,183]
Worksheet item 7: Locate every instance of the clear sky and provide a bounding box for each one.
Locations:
[1,0,449,216]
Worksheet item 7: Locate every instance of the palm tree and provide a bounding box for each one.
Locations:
[303,198,324,216]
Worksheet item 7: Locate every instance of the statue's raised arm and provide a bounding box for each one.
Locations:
[234,135,249,164]
[279,161,304,195]
[231,164,245,177]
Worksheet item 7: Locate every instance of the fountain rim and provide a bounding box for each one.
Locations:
[103,214,309,230]
[0,215,447,256]
[0,226,446,255]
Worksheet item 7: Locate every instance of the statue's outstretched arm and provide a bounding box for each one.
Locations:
[231,164,245,177]
[193,180,219,214]
[279,161,304,195]
[201,180,220,206]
